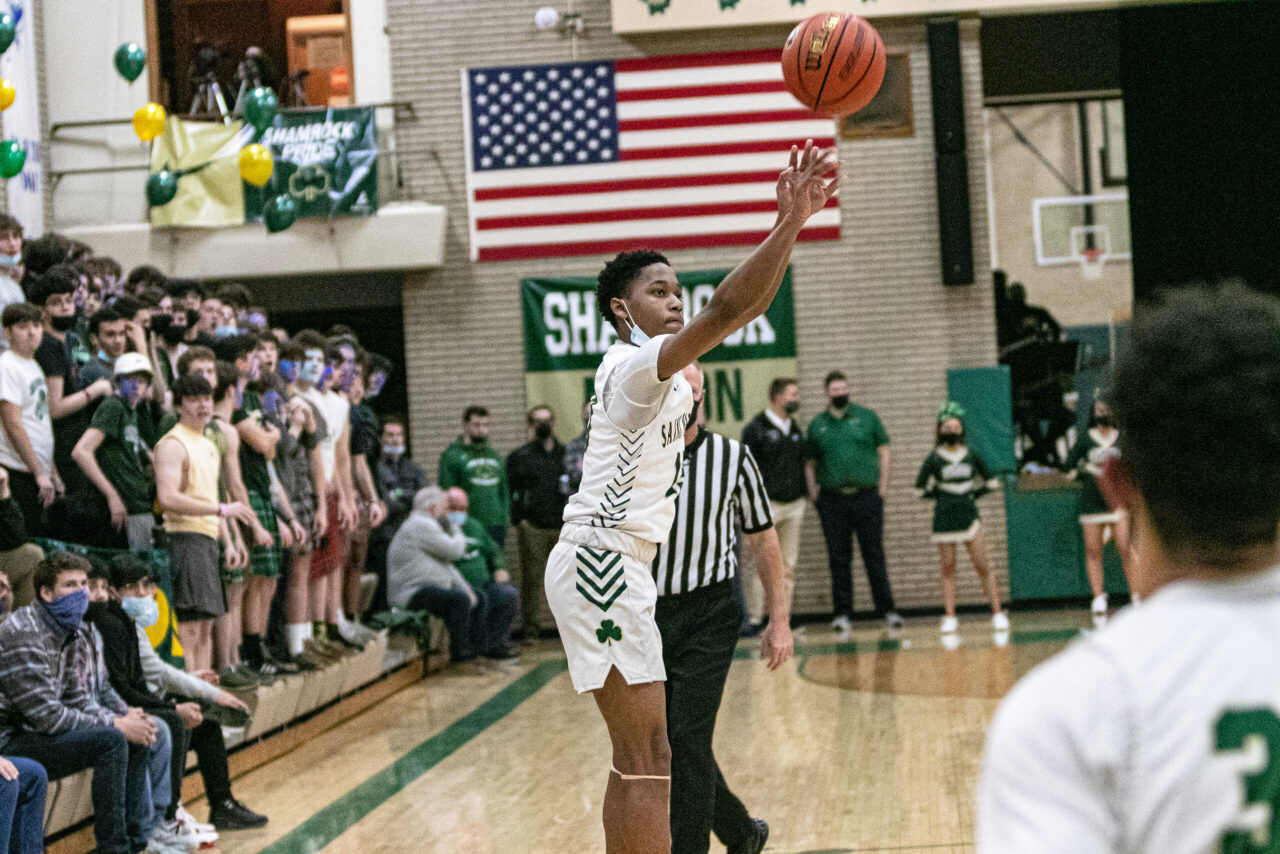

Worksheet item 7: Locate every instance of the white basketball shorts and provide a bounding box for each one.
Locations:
[544,524,665,694]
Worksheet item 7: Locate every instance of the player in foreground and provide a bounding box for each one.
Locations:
[977,283,1280,853]
[545,140,838,854]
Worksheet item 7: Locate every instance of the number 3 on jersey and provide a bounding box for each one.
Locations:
[1216,708,1280,852]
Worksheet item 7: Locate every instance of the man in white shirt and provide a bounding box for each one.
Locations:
[0,215,26,353]
[977,283,1280,854]
[0,303,58,537]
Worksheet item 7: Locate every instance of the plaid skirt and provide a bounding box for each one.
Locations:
[247,489,281,579]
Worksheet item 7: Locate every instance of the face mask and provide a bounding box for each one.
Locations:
[97,349,114,365]
[49,314,77,332]
[619,301,649,346]
[534,422,553,441]
[0,253,19,267]
[121,595,160,628]
[367,372,386,398]
[447,511,467,527]
[279,359,300,384]
[784,401,800,416]
[469,435,486,446]
[117,377,145,406]
[215,324,239,339]
[689,396,702,425]
[383,444,405,457]
[261,390,281,415]
[185,309,200,327]
[41,588,89,633]
[161,323,187,345]
[85,601,108,623]
[940,433,963,446]
[830,394,849,410]
[318,363,333,391]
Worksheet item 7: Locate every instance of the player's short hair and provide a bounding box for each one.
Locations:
[596,249,670,326]
[1112,282,1280,565]
[463,405,488,423]
[768,377,798,400]
[824,371,847,389]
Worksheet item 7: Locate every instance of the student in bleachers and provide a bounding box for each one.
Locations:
[155,374,255,674]
[0,754,45,854]
[0,216,25,351]
[445,487,520,662]
[72,353,160,550]
[370,417,426,613]
[0,303,60,538]
[81,306,131,386]
[340,347,385,643]
[0,552,155,854]
[18,234,70,282]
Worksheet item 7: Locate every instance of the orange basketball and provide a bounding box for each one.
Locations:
[781,12,887,118]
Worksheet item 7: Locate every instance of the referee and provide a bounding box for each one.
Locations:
[653,365,795,854]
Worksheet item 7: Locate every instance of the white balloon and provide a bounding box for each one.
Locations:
[534,6,560,30]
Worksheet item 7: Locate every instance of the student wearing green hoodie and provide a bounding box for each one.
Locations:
[438,406,510,548]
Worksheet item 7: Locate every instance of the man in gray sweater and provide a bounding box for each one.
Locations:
[388,486,506,666]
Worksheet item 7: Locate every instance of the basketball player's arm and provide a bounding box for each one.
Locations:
[744,527,793,671]
[976,648,1127,853]
[655,141,839,380]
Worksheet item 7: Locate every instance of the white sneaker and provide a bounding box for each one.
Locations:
[886,612,905,630]
[940,616,959,634]
[174,805,218,844]
[830,615,852,634]
[147,828,193,853]
[992,612,1009,632]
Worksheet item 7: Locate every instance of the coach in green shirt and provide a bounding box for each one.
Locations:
[438,405,511,548]
[805,371,902,633]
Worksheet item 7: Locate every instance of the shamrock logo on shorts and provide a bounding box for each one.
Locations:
[596,619,623,645]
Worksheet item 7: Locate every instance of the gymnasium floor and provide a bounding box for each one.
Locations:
[206,610,1092,854]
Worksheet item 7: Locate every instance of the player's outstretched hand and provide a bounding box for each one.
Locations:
[760,618,795,671]
[776,139,839,227]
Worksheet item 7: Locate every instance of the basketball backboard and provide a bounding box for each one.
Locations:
[1032,192,1131,273]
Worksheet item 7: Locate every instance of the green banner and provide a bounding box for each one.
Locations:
[521,269,797,440]
[245,106,378,221]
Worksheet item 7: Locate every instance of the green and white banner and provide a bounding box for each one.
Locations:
[521,268,797,441]
[245,106,378,221]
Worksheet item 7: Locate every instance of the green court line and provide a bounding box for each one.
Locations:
[732,627,1079,660]
[259,658,568,854]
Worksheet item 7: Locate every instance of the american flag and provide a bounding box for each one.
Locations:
[462,49,838,263]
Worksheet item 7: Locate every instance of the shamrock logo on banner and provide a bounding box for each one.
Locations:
[641,0,671,13]
[718,0,740,7]
[596,620,623,645]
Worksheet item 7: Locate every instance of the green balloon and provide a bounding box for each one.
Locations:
[244,87,279,135]
[0,14,14,56]
[0,141,24,179]
[263,194,297,233]
[114,42,146,83]
[146,170,178,207]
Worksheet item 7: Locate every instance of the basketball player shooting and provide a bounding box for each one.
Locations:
[543,140,838,854]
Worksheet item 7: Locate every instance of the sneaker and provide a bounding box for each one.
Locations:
[727,817,769,854]
[200,701,251,729]
[263,648,301,675]
[294,646,330,670]
[218,667,258,690]
[940,615,959,634]
[151,822,198,850]
[144,837,186,854]
[339,620,379,646]
[992,611,1010,632]
[175,805,219,843]
[830,615,853,634]
[304,640,343,663]
[208,797,268,830]
[886,611,905,630]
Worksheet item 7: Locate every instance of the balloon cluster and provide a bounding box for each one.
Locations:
[0,13,19,181]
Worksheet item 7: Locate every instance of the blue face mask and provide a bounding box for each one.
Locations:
[97,350,114,365]
[278,359,299,384]
[117,377,145,407]
[42,588,89,634]
[214,324,239,339]
[121,595,159,629]
[447,511,467,527]
[0,253,20,267]
[620,301,649,346]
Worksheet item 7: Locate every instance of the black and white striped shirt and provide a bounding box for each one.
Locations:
[652,429,774,596]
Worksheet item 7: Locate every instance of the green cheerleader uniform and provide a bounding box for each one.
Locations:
[1062,427,1122,524]
[915,446,996,543]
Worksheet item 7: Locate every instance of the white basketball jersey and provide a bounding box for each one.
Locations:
[562,335,693,546]
[978,564,1280,854]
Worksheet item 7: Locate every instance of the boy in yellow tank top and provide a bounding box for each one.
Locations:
[153,374,255,671]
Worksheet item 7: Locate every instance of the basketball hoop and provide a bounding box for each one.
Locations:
[1080,248,1105,280]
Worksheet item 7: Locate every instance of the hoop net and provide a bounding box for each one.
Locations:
[1081,248,1105,280]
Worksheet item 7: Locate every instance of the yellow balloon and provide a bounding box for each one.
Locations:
[238,143,274,187]
[0,79,14,112]
[132,103,167,142]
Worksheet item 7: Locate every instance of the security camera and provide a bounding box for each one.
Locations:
[534,7,560,30]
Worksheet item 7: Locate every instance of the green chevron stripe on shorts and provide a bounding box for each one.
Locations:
[575,547,628,611]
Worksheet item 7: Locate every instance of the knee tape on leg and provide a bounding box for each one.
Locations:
[610,765,670,782]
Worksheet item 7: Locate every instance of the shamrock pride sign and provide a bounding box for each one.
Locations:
[244,106,378,222]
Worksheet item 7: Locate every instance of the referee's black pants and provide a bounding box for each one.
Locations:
[656,579,753,854]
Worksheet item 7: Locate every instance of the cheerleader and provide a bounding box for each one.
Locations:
[915,403,1006,634]
[1062,396,1129,626]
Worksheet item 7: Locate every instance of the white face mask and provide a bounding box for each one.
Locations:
[619,300,649,346]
